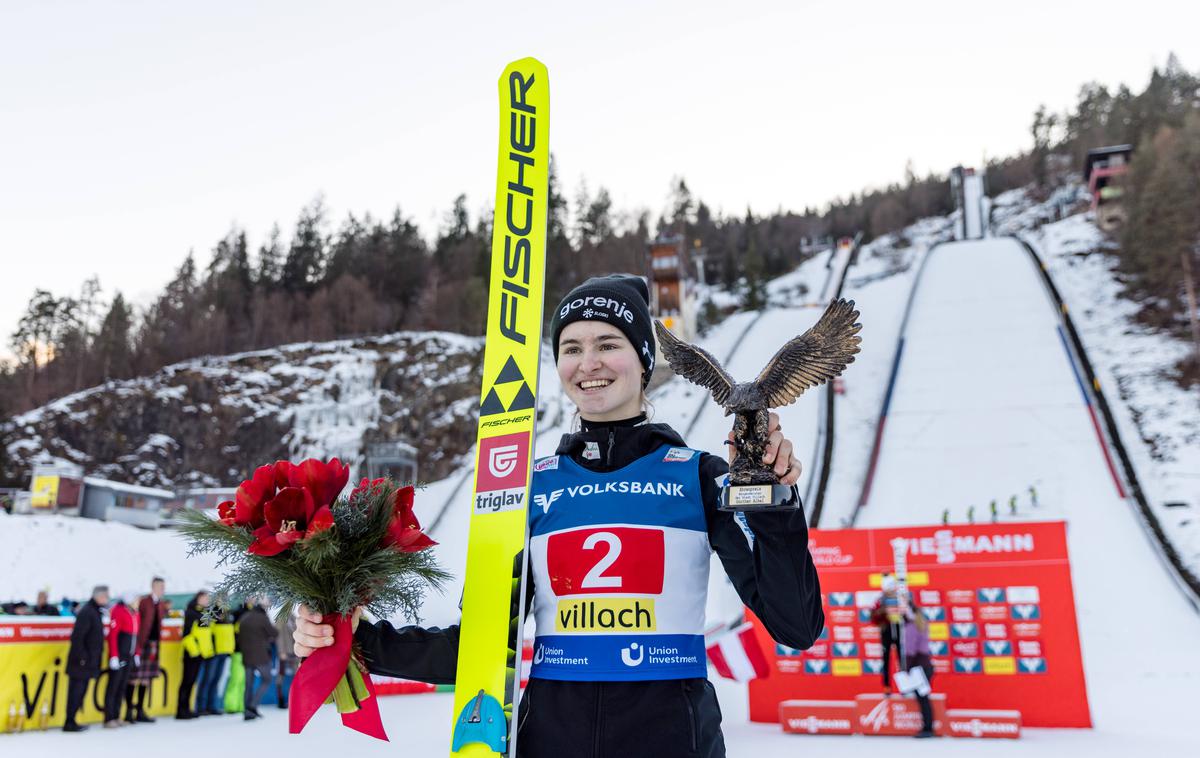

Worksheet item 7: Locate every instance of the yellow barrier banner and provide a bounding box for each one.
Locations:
[0,618,182,731]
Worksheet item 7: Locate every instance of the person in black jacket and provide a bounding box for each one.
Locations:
[236,598,278,719]
[64,585,109,732]
[176,591,210,720]
[295,275,825,757]
[33,590,60,616]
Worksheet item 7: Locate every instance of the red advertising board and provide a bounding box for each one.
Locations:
[748,521,1090,727]
[854,693,946,736]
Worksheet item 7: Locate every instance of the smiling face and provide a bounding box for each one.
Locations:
[557,321,644,423]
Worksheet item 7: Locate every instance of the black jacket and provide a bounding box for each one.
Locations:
[237,606,278,667]
[355,416,824,757]
[66,599,105,679]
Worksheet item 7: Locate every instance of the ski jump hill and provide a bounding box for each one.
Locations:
[850,236,1200,748]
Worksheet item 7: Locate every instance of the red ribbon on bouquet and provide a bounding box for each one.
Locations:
[289,614,388,741]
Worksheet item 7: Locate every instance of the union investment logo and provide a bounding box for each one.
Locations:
[620,642,644,667]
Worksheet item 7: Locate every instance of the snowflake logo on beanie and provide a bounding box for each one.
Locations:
[642,341,655,372]
[582,308,595,319]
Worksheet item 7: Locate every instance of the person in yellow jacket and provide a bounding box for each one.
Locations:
[176,591,212,719]
[195,606,234,715]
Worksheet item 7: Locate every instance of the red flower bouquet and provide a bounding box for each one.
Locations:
[181,458,446,741]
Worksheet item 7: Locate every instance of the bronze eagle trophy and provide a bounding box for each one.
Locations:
[655,298,862,511]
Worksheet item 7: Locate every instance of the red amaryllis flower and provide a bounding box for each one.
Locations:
[287,458,350,508]
[272,460,294,490]
[248,486,335,556]
[222,464,278,529]
[381,485,436,553]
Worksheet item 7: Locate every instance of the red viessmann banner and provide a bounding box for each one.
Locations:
[747,521,1091,728]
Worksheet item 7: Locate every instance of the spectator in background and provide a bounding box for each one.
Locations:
[128,577,167,723]
[904,607,937,739]
[199,605,235,715]
[104,595,139,728]
[1,600,32,615]
[869,573,909,695]
[274,611,297,708]
[33,590,59,616]
[64,585,109,732]
[176,590,213,720]
[236,597,277,720]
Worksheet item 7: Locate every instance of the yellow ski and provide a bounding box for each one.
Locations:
[450,57,549,757]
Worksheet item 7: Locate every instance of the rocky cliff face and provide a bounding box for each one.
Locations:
[0,331,486,489]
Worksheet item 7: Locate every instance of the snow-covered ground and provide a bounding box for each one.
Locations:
[1017,209,1200,581]
[818,215,956,525]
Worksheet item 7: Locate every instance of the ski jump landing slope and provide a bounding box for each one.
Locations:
[857,237,1200,746]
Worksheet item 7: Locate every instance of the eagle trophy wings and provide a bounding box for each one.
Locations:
[654,298,862,413]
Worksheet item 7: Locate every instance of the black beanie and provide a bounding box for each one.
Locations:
[550,274,656,386]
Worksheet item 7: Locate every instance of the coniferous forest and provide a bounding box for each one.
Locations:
[4,57,1198,417]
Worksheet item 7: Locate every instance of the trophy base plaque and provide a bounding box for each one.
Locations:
[719,483,799,512]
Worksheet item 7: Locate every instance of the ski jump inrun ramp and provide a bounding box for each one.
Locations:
[852,236,1200,741]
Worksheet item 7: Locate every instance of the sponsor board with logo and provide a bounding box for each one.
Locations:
[854,693,946,736]
[918,589,942,605]
[828,608,857,625]
[1017,639,1043,657]
[945,709,1021,738]
[747,521,1089,728]
[773,643,805,674]
[828,591,855,607]
[803,659,830,675]
[798,642,827,658]
[984,640,1013,656]
[950,640,979,657]
[780,696,1022,739]
[832,659,862,676]
[978,604,1009,621]
[779,700,856,734]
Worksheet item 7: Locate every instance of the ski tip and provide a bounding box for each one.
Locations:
[501,56,548,79]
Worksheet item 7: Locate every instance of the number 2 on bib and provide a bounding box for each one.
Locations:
[547,527,665,596]
[581,532,623,589]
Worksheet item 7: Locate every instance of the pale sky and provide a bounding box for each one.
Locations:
[2,0,1197,352]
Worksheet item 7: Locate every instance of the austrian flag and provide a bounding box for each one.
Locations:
[705,623,770,681]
